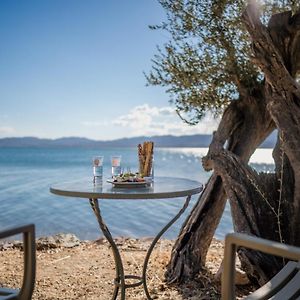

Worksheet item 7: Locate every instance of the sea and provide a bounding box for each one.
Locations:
[0,147,275,241]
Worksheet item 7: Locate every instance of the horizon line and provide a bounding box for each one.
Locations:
[0,133,213,142]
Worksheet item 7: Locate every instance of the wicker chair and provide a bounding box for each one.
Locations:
[222,233,300,300]
[0,224,36,300]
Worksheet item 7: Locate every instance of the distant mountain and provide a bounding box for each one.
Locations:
[0,132,276,148]
[0,135,212,148]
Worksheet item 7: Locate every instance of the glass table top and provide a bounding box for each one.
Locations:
[50,177,203,200]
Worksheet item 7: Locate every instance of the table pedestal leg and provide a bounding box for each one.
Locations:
[90,195,191,300]
[89,198,126,300]
[142,195,191,300]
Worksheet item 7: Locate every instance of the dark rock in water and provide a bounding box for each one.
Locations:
[37,233,80,249]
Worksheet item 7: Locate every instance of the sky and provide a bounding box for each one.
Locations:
[0,0,219,141]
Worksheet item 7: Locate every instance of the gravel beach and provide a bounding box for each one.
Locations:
[0,236,253,299]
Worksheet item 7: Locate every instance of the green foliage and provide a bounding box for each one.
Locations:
[146,0,297,124]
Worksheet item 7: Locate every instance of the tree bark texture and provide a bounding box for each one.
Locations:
[243,3,300,247]
[167,2,300,285]
[166,90,274,283]
[201,3,300,285]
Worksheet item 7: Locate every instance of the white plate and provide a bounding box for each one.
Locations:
[107,179,151,188]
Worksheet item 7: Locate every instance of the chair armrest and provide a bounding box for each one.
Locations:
[0,224,35,239]
[222,233,300,300]
[0,224,36,300]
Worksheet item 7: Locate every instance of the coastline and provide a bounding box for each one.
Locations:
[0,234,253,299]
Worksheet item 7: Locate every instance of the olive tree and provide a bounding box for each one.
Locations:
[147,0,300,285]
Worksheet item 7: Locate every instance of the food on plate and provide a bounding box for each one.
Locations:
[112,172,145,183]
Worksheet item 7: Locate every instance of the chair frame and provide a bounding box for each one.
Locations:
[0,224,36,300]
[222,233,300,300]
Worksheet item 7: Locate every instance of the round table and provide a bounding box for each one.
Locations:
[50,177,203,300]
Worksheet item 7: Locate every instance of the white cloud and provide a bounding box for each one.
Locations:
[111,104,219,137]
[78,104,220,139]
[113,104,155,128]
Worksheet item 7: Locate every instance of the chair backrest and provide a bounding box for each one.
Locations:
[244,261,300,299]
[0,224,36,300]
[222,233,300,300]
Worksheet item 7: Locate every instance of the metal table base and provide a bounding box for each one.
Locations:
[89,196,191,300]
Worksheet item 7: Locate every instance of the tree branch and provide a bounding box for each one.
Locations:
[242,2,300,98]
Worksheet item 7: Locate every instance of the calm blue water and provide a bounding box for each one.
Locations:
[0,147,275,240]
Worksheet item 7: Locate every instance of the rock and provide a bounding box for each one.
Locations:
[13,241,23,248]
[0,241,14,250]
[235,268,250,285]
[54,233,80,248]
[36,236,58,250]
[36,233,80,250]
[214,261,250,285]
[0,240,24,250]
[1,233,81,251]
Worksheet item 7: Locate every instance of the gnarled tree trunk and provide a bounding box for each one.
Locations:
[166,89,274,283]
[166,3,300,285]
